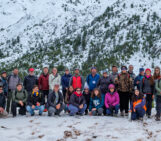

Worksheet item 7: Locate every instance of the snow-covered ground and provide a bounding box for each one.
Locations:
[0,109,160,141]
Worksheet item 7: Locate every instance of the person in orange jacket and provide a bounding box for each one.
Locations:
[130,88,146,121]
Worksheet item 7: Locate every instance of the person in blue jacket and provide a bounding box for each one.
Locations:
[134,68,144,90]
[1,71,8,97]
[86,67,100,92]
[89,88,104,116]
[61,68,72,100]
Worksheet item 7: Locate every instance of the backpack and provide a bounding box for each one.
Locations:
[158,78,161,88]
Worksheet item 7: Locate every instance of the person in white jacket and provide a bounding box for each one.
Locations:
[49,68,61,92]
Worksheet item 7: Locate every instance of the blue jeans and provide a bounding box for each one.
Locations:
[68,104,87,116]
[26,105,45,115]
[131,107,145,120]
[106,104,119,115]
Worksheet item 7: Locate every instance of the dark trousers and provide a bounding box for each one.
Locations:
[119,91,129,113]
[62,89,67,101]
[12,102,26,116]
[42,90,49,108]
[156,95,161,117]
[145,94,153,116]
[131,107,145,120]
[6,90,13,113]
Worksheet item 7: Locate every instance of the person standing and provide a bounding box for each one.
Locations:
[134,68,145,90]
[38,67,49,112]
[49,68,61,93]
[153,66,160,81]
[115,66,133,116]
[128,65,136,103]
[1,71,8,97]
[155,76,161,121]
[97,70,112,95]
[61,68,72,100]
[24,68,38,94]
[140,68,155,118]
[83,85,91,115]
[86,67,100,92]
[69,68,84,90]
[128,65,136,81]
[7,68,21,113]
[109,66,119,84]
[0,86,8,118]
[153,66,161,102]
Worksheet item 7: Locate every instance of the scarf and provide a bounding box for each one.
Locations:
[32,91,40,97]
[74,91,82,97]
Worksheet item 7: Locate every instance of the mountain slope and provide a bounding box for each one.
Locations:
[0,0,161,76]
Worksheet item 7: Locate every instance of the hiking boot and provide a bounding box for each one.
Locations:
[147,115,151,118]
[156,116,160,121]
[125,113,129,116]
[121,111,124,116]
[113,113,118,117]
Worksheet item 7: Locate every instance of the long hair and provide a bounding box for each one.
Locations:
[153,66,161,80]
[91,88,101,99]
[132,89,144,102]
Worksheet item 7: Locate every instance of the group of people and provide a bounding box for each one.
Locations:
[0,65,161,121]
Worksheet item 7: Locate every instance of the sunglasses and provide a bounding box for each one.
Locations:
[76,90,81,92]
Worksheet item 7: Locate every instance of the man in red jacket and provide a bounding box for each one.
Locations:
[38,67,49,112]
[69,68,84,91]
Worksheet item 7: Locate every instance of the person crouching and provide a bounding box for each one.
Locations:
[47,84,64,116]
[89,88,104,116]
[130,89,146,121]
[26,85,45,116]
[12,83,28,117]
[105,84,120,116]
[68,88,87,116]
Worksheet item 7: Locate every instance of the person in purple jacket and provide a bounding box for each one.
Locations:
[105,84,120,116]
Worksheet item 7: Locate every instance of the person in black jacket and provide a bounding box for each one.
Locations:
[97,70,112,95]
[68,88,87,116]
[83,85,91,115]
[23,68,38,94]
[26,85,44,116]
[61,68,72,100]
[140,68,154,118]
[0,86,8,117]
[47,84,64,116]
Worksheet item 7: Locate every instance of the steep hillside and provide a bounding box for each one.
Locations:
[0,0,161,77]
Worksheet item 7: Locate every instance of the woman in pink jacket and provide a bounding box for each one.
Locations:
[105,84,120,116]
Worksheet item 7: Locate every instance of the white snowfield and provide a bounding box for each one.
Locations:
[0,109,161,141]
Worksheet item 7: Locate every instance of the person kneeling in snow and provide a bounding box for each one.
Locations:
[0,86,8,118]
[130,89,146,121]
[26,85,45,116]
[89,88,104,116]
[105,84,120,116]
[68,88,87,116]
[47,84,64,116]
[12,83,28,117]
